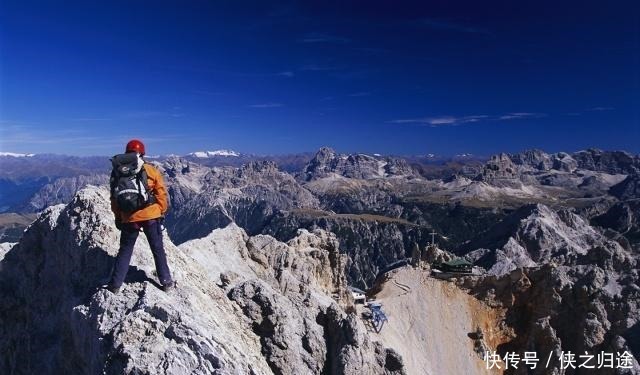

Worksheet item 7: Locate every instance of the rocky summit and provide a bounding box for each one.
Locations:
[0,186,403,374]
[301,147,417,181]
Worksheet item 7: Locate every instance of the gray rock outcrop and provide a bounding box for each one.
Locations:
[0,186,404,375]
[24,173,109,212]
[461,203,629,275]
[573,149,640,174]
[163,159,320,244]
[302,147,417,181]
[458,263,640,374]
[610,174,640,201]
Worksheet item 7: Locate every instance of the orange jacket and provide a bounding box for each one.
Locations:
[111,163,169,223]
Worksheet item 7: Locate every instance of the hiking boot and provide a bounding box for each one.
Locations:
[161,281,175,292]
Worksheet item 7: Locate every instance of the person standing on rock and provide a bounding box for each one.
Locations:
[107,139,175,293]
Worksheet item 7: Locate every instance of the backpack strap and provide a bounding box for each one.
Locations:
[136,166,157,205]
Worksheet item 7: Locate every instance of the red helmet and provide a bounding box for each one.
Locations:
[125,139,145,155]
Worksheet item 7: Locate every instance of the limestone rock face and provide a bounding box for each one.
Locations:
[262,210,429,288]
[163,159,320,244]
[0,242,14,261]
[184,225,403,374]
[0,186,404,375]
[478,153,519,180]
[551,152,578,172]
[453,201,640,374]
[507,148,639,175]
[24,173,109,212]
[423,243,453,264]
[302,147,339,180]
[460,203,628,275]
[593,200,640,246]
[573,149,640,174]
[475,149,631,196]
[510,149,553,171]
[458,264,640,375]
[611,174,640,201]
[302,147,417,181]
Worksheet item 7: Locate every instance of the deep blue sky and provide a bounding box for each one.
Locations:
[1,1,638,156]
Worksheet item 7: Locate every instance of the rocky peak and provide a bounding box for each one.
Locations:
[238,160,280,177]
[302,147,341,180]
[200,161,287,189]
[382,157,415,176]
[23,173,109,212]
[314,146,338,164]
[551,151,578,172]
[510,149,552,170]
[165,159,320,244]
[478,153,519,180]
[462,203,630,275]
[303,147,416,181]
[508,149,579,173]
[479,148,637,184]
[456,262,639,374]
[160,156,203,177]
[0,186,405,374]
[573,148,639,174]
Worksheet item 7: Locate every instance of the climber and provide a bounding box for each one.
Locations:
[106,139,175,293]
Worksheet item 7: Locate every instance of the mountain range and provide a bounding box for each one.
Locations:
[0,146,638,374]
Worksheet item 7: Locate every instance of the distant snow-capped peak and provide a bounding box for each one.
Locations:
[188,150,240,158]
[0,152,35,157]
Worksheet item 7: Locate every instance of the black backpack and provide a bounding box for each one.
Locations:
[110,153,156,213]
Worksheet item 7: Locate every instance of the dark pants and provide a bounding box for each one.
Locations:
[109,218,173,287]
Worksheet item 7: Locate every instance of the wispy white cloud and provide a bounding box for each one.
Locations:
[248,103,283,108]
[498,112,545,120]
[390,112,546,126]
[299,32,350,44]
[389,115,488,126]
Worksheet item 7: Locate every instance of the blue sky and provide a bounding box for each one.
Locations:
[0,1,638,156]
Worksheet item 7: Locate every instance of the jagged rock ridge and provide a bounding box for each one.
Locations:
[161,159,320,244]
[302,147,418,181]
[0,186,404,374]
